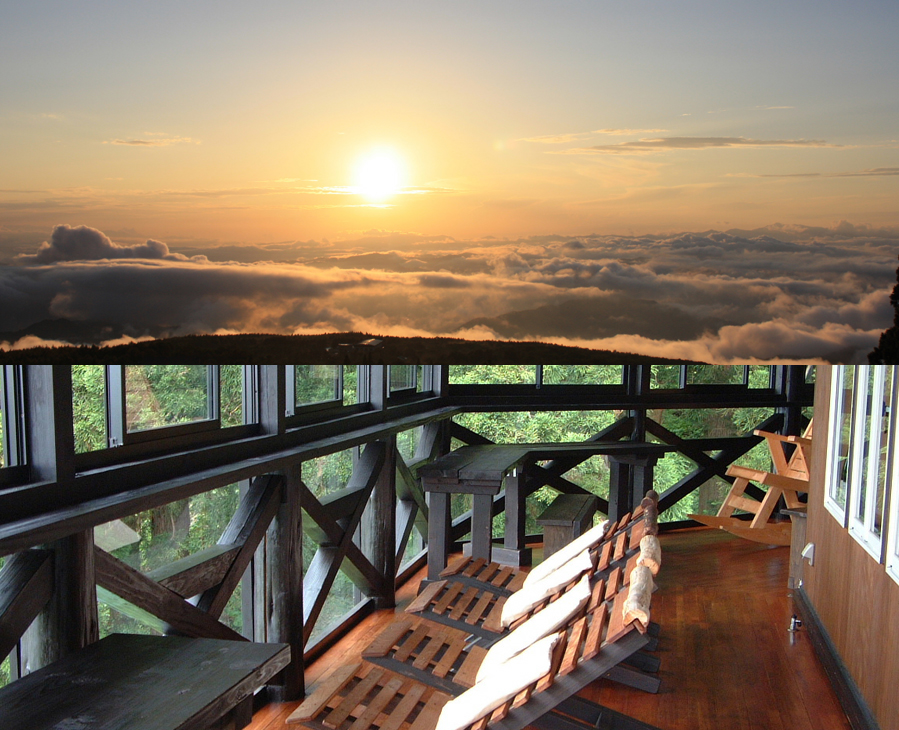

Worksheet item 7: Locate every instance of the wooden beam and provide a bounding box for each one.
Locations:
[363,437,396,609]
[302,442,386,640]
[266,464,304,701]
[298,481,382,593]
[94,546,245,641]
[146,544,241,598]
[0,550,53,661]
[20,531,98,673]
[196,474,283,619]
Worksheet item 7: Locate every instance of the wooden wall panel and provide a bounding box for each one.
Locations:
[804,366,899,730]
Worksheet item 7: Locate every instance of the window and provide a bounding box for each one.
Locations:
[0,366,25,470]
[848,366,894,559]
[824,365,856,523]
[540,365,623,385]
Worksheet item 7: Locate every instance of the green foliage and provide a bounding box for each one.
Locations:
[72,365,107,453]
[0,654,9,689]
[541,365,623,385]
[220,365,244,427]
[449,365,537,384]
[295,365,341,406]
[126,365,211,432]
[0,368,5,468]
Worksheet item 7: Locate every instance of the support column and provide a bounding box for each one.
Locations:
[21,366,98,674]
[426,491,451,581]
[363,437,396,609]
[267,465,304,701]
[493,464,532,567]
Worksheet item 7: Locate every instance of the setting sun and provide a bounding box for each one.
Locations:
[354,149,405,201]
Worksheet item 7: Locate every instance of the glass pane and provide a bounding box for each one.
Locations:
[873,367,893,536]
[542,365,623,385]
[650,365,681,389]
[125,365,212,432]
[343,366,357,405]
[72,365,107,453]
[856,368,876,521]
[0,367,5,468]
[449,365,537,385]
[96,483,240,637]
[831,367,855,510]
[296,365,341,407]
[220,365,245,427]
[686,365,744,385]
[389,365,416,392]
[748,366,771,388]
[1,654,10,689]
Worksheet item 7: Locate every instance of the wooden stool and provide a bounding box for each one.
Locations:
[537,494,599,558]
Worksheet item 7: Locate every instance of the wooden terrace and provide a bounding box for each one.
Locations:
[249,528,852,730]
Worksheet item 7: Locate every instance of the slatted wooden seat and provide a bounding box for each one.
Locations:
[289,564,662,730]
[365,563,662,695]
[691,421,813,546]
[408,500,658,641]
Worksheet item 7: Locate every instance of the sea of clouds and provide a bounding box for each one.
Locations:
[1,222,894,362]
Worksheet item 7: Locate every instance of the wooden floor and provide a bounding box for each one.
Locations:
[248,528,852,730]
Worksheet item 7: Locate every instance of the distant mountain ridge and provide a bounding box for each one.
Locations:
[0,330,686,364]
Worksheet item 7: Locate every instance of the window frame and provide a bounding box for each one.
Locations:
[0,366,28,485]
[847,366,895,560]
[824,365,855,525]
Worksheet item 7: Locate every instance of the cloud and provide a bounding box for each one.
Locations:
[519,128,667,144]
[565,136,842,154]
[734,167,899,179]
[1,222,893,362]
[104,135,197,147]
[15,224,200,264]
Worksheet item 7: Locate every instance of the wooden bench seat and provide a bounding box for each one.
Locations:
[0,634,290,730]
[537,494,599,558]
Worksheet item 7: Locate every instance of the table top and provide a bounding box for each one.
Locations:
[419,442,671,485]
[0,633,290,730]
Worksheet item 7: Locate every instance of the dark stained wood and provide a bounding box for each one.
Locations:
[94,546,245,641]
[20,530,99,672]
[197,473,284,619]
[147,543,242,597]
[0,549,53,660]
[267,464,305,701]
[363,437,397,610]
[0,406,460,557]
[303,443,387,640]
[0,633,290,730]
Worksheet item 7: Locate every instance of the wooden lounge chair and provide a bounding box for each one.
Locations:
[364,563,662,695]
[691,421,813,546]
[407,497,660,641]
[289,562,662,730]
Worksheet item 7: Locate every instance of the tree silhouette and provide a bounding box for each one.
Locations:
[869,255,899,364]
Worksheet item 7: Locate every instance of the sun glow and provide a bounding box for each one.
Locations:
[354,149,405,201]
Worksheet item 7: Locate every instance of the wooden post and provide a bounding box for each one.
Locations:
[426,492,451,581]
[20,366,98,674]
[493,462,532,567]
[363,437,396,608]
[267,465,304,700]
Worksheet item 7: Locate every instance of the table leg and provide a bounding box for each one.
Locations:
[427,491,451,580]
[492,467,532,567]
[471,493,494,562]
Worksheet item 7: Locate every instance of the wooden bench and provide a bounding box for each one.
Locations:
[0,633,290,730]
[537,494,599,558]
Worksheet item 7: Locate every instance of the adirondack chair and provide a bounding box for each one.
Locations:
[406,495,660,641]
[289,561,662,730]
[691,421,813,546]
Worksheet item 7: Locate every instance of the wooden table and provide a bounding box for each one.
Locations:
[0,633,290,730]
[420,442,669,579]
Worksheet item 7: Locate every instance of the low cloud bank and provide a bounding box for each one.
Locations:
[1,221,895,362]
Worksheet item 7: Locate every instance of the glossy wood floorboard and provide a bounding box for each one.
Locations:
[247,528,851,730]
